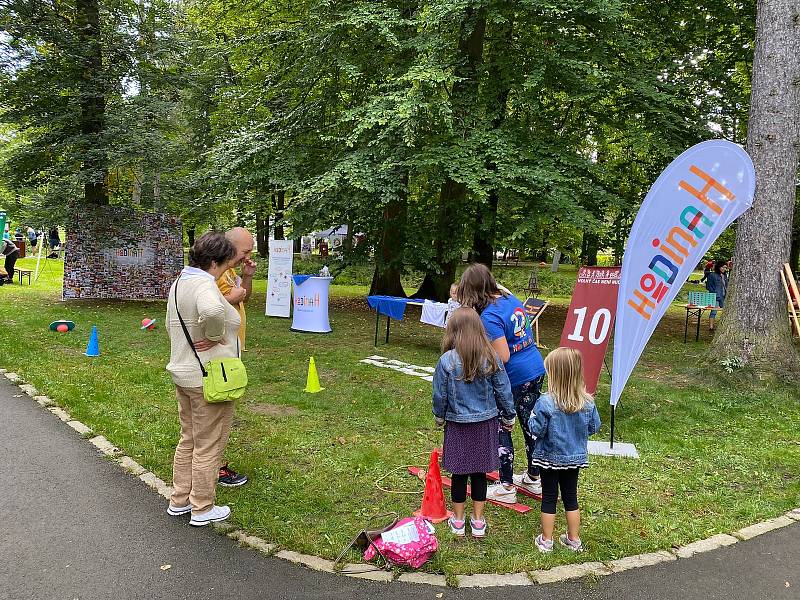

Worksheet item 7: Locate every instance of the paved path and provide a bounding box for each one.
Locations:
[1,376,797,600]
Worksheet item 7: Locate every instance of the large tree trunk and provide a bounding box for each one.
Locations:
[710,0,800,370]
[582,230,599,266]
[274,190,285,240]
[472,192,499,268]
[472,17,513,269]
[414,179,465,300]
[255,210,269,258]
[370,174,408,297]
[77,0,108,206]
[416,7,486,300]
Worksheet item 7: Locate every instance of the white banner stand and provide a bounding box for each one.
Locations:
[266,240,294,317]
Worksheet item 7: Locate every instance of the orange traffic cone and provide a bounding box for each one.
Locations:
[413,449,453,523]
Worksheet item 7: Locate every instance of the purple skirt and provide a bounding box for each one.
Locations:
[442,417,500,475]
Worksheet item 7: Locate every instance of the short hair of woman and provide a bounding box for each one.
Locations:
[543,347,590,413]
[457,263,507,313]
[442,307,499,382]
[714,259,727,274]
[188,231,236,271]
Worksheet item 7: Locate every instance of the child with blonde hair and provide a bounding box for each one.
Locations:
[530,347,601,552]
[432,307,516,538]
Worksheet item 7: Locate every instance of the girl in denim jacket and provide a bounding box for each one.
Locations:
[432,308,516,538]
[529,347,601,553]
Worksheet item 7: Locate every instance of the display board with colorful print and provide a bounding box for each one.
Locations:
[63,207,183,300]
[610,140,755,405]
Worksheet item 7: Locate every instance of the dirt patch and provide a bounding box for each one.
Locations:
[247,403,301,418]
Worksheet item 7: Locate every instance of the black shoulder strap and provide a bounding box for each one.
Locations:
[174,278,207,377]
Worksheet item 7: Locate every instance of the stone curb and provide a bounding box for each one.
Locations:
[89,435,121,456]
[672,533,738,558]
[275,550,336,573]
[458,572,532,588]
[397,573,447,586]
[117,456,147,476]
[48,406,71,422]
[606,550,676,573]
[5,373,800,588]
[34,395,55,407]
[66,420,93,435]
[733,515,796,540]
[531,562,611,585]
[3,372,21,383]
[19,383,39,396]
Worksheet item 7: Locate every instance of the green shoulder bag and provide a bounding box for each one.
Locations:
[174,279,248,402]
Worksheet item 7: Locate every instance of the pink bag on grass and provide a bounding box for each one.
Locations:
[363,516,438,569]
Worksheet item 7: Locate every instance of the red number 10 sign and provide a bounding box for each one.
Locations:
[559,267,621,394]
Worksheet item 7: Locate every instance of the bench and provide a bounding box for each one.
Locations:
[15,268,32,285]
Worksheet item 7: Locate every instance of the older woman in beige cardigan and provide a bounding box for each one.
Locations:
[165,232,241,526]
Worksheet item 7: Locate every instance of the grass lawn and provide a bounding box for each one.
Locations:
[2,256,799,579]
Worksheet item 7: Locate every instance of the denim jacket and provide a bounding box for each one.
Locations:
[529,393,601,465]
[432,350,515,424]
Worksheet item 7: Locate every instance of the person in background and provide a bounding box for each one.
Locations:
[26,226,37,251]
[705,259,729,332]
[1,237,19,283]
[165,231,241,527]
[214,227,257,488]
[700,259,713,284]
[433,308,516,538]
[445,282,460,325]
[457,263,547,503]
[530,347,601,553]
[48,226,60,249]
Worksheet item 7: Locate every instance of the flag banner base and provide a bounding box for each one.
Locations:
[588,441,639,459]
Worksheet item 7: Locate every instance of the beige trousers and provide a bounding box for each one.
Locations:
[170,386,235,514]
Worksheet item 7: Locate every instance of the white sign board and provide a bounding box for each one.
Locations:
[266,240,294,317]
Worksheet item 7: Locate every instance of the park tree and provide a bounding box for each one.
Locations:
[710,0,800,371]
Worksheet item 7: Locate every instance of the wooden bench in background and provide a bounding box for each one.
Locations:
[15,268,32,285]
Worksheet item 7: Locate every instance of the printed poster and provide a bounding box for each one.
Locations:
[266,240,294,317]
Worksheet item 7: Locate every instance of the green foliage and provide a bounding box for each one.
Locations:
[0,0,759,281]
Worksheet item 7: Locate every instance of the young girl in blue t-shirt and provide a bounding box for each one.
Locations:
[529,347,601,552]
[457,263,546,504]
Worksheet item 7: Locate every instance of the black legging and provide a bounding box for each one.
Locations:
[4,253,17,281]
[451,473,487,503]
[540,468,580,514]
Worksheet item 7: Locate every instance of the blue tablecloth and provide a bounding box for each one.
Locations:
[367,295,411,321]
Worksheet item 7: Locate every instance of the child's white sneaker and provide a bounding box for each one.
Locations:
[559,533,583,552]
[513,472,542,495]
[486,483,517,504]
[469,517,487,539]
[535,534,553,553]
[448,516,466,537]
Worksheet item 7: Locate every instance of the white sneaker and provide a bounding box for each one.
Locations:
[486,483,517,504]
[189,505,231,527]
[513,472,542,495]
[535,534,553,553]
[166,503,192,516]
